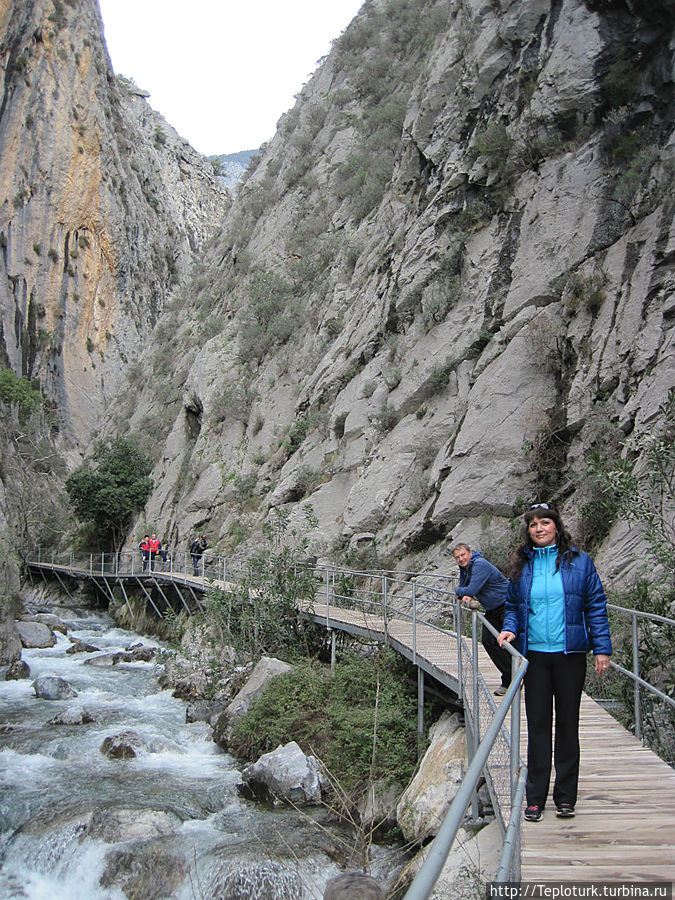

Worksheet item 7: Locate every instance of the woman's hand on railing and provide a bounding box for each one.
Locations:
[498,631,516,646]
[594,654,611,676]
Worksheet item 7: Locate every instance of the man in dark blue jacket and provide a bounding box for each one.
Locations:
[453,543,512,695]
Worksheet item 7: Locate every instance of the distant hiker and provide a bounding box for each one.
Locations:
[452,542,512,696]
[148,534,161,571]
[138,535,150,572]
[157,537,169,567]
[190,535,207,576]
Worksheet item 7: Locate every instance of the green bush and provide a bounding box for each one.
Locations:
[65,436,153,551]
[0,369,42,418]
[238,270,302,364]
[228,649,419,798]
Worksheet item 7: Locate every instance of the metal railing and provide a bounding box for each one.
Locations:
[605,602,675,744]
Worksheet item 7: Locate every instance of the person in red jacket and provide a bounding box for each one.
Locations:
[148,534,161,571]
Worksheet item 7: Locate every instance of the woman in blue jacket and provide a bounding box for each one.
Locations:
[498,503,612,822]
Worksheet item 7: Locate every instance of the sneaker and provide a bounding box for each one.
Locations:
[524,804,543,822]
[493,685,507,696]
[556,803,575,818]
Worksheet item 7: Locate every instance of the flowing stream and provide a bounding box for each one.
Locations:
[0,609,398,899]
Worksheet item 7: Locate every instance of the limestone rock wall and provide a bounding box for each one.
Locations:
[2,0,672,585]
[122,0,673,583]
[0,0,227,447]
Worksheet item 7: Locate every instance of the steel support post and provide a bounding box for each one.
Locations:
[412,578,417,666]
[632,613,642,741]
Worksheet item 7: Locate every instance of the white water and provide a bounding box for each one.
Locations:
[0,612,369,899]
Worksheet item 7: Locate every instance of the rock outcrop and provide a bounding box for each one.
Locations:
[0,0,227,447]
[396,711,466,844]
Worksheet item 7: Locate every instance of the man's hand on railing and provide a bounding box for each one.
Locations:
[460,596,482,610]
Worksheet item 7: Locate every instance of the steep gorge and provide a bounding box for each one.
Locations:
[2,0,674,587]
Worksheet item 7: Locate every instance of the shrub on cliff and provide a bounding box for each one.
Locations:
[65,436,153,553]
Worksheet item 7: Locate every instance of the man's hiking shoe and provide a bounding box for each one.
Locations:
[556,803,575,818]
[493,685,507,696]
[524,805,543,822]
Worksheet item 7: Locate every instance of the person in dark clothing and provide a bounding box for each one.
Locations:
[138,535,150,572]
[190,535,207,576]
[499,503,612,822]
[453,543,513,696]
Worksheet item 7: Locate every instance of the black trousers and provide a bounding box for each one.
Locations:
[482,606,512,687]
[524,650,587,808]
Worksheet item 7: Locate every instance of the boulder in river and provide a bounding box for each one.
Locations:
[99,841,186,900]
[47,705,95,725]
[66,640,100,654]
[240,740,324,806]
[100,730,147,759]
[16,621,56,649]
[20,613,68,634]
[396,711,466,844]
[5,659,30,680]
[126,642,156,661]
[84,651,133,667]
[33,675,77,700]
[85,807,182,842]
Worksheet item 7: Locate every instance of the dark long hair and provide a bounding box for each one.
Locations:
[508,505,575,581]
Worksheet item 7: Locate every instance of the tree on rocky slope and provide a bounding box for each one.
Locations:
[66,437,153,553]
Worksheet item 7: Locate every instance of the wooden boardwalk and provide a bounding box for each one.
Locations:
[27,562,675,881]
[306,601,675,883]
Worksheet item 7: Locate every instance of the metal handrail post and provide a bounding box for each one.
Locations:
[325,568,330,626]
[632,612,642,741]
[100,553,104,575]
[471,610,480,744]
[382,574,388,644]
[223,557,227,587]
[89,553,92,575]
[456,594,463,697]
[496,766,528,882]
[412,578,417,666]
[510,656,522,803]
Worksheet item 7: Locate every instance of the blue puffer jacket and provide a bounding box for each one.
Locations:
[503,546,612,656]
[455,551,508,611]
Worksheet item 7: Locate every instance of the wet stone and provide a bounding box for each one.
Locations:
[5,660,30,680]
[33,675,77,700]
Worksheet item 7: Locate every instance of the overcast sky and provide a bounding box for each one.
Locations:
[97,0,365,157]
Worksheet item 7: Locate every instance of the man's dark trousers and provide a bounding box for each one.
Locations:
[482,605,512,688]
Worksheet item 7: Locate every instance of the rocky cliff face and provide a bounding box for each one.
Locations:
[2,0,673,586]
[0,0,227,448]
[117,0,673,585]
